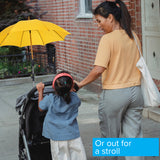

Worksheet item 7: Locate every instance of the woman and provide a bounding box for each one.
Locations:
[76,1,144,160]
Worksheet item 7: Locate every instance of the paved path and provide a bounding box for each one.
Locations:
[0,76,160,160]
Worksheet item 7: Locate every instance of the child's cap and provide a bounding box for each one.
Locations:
[52,73,73,89]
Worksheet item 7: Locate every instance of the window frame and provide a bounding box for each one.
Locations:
[77,0,93,19]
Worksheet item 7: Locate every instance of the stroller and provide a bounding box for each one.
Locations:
[15,81,54,160]
[15,81,79,160]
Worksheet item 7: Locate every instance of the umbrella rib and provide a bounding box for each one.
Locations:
[20,31,25,47]
[52,30,64,40]
[37,30,45,45]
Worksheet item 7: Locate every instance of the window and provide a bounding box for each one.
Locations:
[77,0,93,18]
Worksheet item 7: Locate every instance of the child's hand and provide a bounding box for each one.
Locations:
[36,82,44,92]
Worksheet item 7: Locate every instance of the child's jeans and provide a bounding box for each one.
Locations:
[50,137,86,160]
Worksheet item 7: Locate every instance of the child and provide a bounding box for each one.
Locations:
[36,71,86,160]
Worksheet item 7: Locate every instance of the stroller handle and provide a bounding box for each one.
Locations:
[27,81,52,98]
[27,81,79,98]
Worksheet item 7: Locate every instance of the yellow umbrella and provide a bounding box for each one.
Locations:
[0,19,70,59]
[0,19,70,84]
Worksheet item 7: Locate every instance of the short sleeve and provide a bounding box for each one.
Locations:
[39,95,51,111]
[94,35,111,68]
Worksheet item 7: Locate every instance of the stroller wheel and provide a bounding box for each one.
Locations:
[19,149,27,160]
[19,131,28,160]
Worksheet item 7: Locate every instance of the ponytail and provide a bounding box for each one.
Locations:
[93,0,133,39]
[116,0,133,38]
[63,92,71,104]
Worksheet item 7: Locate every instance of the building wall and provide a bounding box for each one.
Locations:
[30,0,142,91]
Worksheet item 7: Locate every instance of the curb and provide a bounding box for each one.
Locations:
[0,74,55,87]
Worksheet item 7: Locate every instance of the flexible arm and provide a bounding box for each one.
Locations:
[76,65,106,89]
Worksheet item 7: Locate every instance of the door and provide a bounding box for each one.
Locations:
[141,0,160,79]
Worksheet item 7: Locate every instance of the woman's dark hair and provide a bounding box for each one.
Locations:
[54,71,73,104]
[93,0,133,39]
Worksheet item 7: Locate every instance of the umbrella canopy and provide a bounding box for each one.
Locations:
[0,19,70,48]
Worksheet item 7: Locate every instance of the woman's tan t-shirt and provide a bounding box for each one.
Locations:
[94,30,141,89]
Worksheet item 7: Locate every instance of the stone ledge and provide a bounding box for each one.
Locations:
[143,107,160,123]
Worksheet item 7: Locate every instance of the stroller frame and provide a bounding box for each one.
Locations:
[16,81,53,160]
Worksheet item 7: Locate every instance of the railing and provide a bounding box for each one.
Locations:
[0,52,56,79]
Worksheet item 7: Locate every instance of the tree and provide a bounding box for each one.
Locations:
[0,0,47,31]
[0,0,47,56]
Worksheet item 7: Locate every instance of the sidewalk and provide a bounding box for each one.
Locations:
[0,75,160,160]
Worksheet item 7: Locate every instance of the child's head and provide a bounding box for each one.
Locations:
[52,71,73,104]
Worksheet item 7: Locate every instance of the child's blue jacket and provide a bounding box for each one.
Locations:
[39,92,81,141]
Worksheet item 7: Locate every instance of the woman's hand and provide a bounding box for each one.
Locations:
[74,81,83,89]
[70,81,81,92]
[36,82,44,93]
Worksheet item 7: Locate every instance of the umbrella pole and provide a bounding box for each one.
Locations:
[31,59,35,86]
[29,30,35,86]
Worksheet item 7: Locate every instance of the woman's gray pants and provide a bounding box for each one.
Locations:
[98,86,144,160]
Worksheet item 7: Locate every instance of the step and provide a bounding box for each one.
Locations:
[143,107,160,123]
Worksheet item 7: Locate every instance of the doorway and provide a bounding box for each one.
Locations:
[141,0,160,79]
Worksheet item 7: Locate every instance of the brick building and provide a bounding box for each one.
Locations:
[29,0,160,91]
